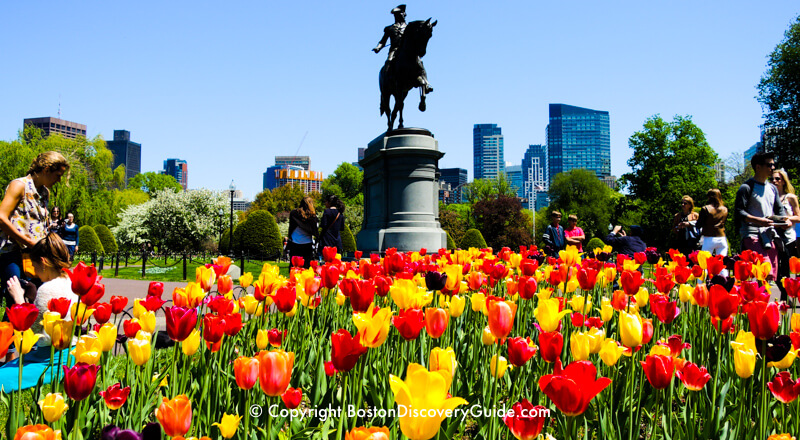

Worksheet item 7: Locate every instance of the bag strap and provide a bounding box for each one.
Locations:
[319,212,341,241]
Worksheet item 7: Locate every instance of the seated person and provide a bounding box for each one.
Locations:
[605,225,647,257]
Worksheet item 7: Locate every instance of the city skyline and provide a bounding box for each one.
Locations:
[2,2,797,199]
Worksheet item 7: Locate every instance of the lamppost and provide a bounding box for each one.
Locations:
[229,180,236,257]
[218,208,225,243]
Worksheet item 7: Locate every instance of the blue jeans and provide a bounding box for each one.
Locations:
[0,249,22,308]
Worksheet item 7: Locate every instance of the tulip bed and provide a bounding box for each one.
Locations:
[2,247,800,440]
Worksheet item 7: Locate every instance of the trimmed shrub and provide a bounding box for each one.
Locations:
[237,210,282,258]
[586,237,607,253]
[78,225,104,255]
[446,231,456,250]
[342,223,357,254]
[460,229,487,249]
[94,224,118,254]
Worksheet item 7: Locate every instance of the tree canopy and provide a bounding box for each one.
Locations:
[549,168,614,241]
[471,195,533,250]
[757,15,800,179]
[321,162,363,206]
[462,174,516,204]
[127,172,183,195]
[620,115,718,249]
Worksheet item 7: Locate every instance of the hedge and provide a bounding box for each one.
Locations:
[237,210,282,258]
[78,225,104,255]
[94,224,118,254]
[446,232,456,250]
[342,223,357,254]
[586,237,607,253]
[460,228,487,249]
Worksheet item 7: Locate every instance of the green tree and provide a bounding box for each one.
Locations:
[94,224,118,254]
[237,210,283,258]
[549,169,614,241]
[460,229,487,249]
[757,15,800,178]
[322,162,363,205]
[78,225,104,255]
[439,203,470,246]
[471,195,533,250]
[620,115,718,249]
[463,174,517,204]
[127,172,183,195]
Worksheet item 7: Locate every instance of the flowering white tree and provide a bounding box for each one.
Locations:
[113,189,234,252]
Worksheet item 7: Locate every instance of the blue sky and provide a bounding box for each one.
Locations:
[2,1,798,199]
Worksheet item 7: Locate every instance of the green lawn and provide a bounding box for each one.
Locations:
[94,257,291,282]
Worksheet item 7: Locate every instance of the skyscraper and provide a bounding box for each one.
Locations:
[439,167,468,204]
[24,117,87,139]
[473,124,505,180]
[546,104,610,182]
[275,156,310,170]
[106,130,141,184]
[522,144,549,210]
[506,165,524,198]
[162,159,188,190]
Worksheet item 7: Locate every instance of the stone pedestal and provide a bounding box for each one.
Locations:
[356,128,447,254]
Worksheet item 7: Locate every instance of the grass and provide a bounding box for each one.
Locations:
[93,257,291,282]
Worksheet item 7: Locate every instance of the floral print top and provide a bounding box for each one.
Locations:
[0,175,50,254]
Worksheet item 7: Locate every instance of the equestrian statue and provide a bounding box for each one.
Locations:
[373,5,437,131]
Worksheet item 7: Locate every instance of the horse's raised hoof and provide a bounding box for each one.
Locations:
[419,101,426,112]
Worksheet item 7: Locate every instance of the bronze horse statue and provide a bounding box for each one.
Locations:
[379,19,437,131]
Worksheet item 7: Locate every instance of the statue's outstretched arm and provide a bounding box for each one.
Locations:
[373,29,389,53]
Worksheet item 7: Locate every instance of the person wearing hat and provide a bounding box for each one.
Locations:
[373,5,433,94]
[605,225,647,257]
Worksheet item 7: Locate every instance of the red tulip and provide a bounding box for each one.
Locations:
[354,250,363,260]
[539,331,563,363]
[503,398,547,440]
[282,387,303,409]
[673,266,692,285]
[164,307,198,342]
[331,329,368,372]
[48,297,72,318]
[634,252,647,265]
[748,301,780,340]
[691,264,704,279]
[768,372,800,403]
[650,294,680,324]
[785,278,800,299]
[324,361,337,376]
[424,308,449,339]
[63,362,101,401]
[0,322,14,359]
[641,355,674,390]
[620,270,644,296]
[207,295,235,315]
[374,276,393,297]
[711,316,735,334]
[734,260,753,281]
[692,284,710,308]
[155,395,192,437]
[80,282,106,307]
[576,266,598,292]
[520,259,539,277]
[93,302,112,324]
[217,275,233,295]
[642,318,654,345]
[654,274,675,295]
[202,314,226,344]
[706,255,725,277]
[321,264,340,289]
[666,335,691,357]
[147,281,164,298]
[507,337,538,367]
[676,362,711,391]
[322,246,338,263]
[291,256,305,268]
[708,285,739,320]
[234,356,260,390]
[257,350,294,397]
[393,308,425,341]
[486,296,517,341]
[270,286,297,313]
[339,278,375,313]
[740,281,769,303]
[122,319,141,338]
[100,382,131,410]
[64,261,99,296]
[370,253,381,264]
[222,312,244,336]
[517,276,538,300]
[7,303,39,331]
[538,359,611,416]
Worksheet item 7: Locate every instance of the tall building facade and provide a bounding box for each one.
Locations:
[275,156,310,170]
[473,124,505,180]
[263,165,323,193]
[506,165,524,198]
[546,104,610,182]
[24,117,86,139]
[439,168,468,204]
[522,144,549,210]
[162,159,188,190]
[106,130,141,184]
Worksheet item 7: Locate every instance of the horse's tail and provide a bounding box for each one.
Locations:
[379,68,390,116]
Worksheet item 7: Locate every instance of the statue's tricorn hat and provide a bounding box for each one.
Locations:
[391,5,406,14]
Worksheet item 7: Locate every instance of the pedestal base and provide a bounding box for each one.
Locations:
[356,128,447,254]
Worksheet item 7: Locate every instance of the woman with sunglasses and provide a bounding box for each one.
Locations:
[672,195,700,256]
[773,169,800,300]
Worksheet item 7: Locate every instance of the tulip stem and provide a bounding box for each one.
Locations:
[762,339,769,439]
[709,329,723,432]
[15,351,23,432]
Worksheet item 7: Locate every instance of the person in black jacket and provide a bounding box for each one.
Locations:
[319,194,346,255]
[606,225,647,257]
[288,197,319,268]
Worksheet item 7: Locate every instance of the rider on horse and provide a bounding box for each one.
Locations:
[373,5,433,94]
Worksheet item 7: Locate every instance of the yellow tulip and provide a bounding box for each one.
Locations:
[587,327,605,354]
[353,307,392,348]
[634,288,649,308]
[490,355,508,378]
[132,298,147,319]
[139,310,156,334]
[182,329,201,356]
[239,272,253,289]
[70,302,95,326]
[792,314,800,333]
[429,347,457,390]
[752,260,772,282]
[41,311,60,335]
[622,259,640,272]
[569,294,592,314]
[336,291,347,306]
[153,373,169,387]
[390,364,467,440]
[730,331,757,379]
[45,318,74,351]
[769,349,798,370]
[128,333,152,366]
[565,278,580,294]
[619,311,643,348]
[481,326,496,346]
[678,284,693,303]
[600,297,614,322]
[534,297,572,333]
[570,331,591,361]
[38,393,68,422]
[599,339,625,366]
[213,413,243,439]
[603,266,617,286]
[443,265,463,291]
[508,253,523,270]
[241,295,262,316]
[13,329,40,355]
[649,344,671,357]
[444,295,466,318]
[196,265,217,291]
[256,329,270,350]
[95,323,117,352]
[536,287,553,300]
[392,279,433,309]
[696,251,712,270]
[559,246,581,267]
[71,335,102,364]
[175,282,207,308]
[471,292,487,314]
